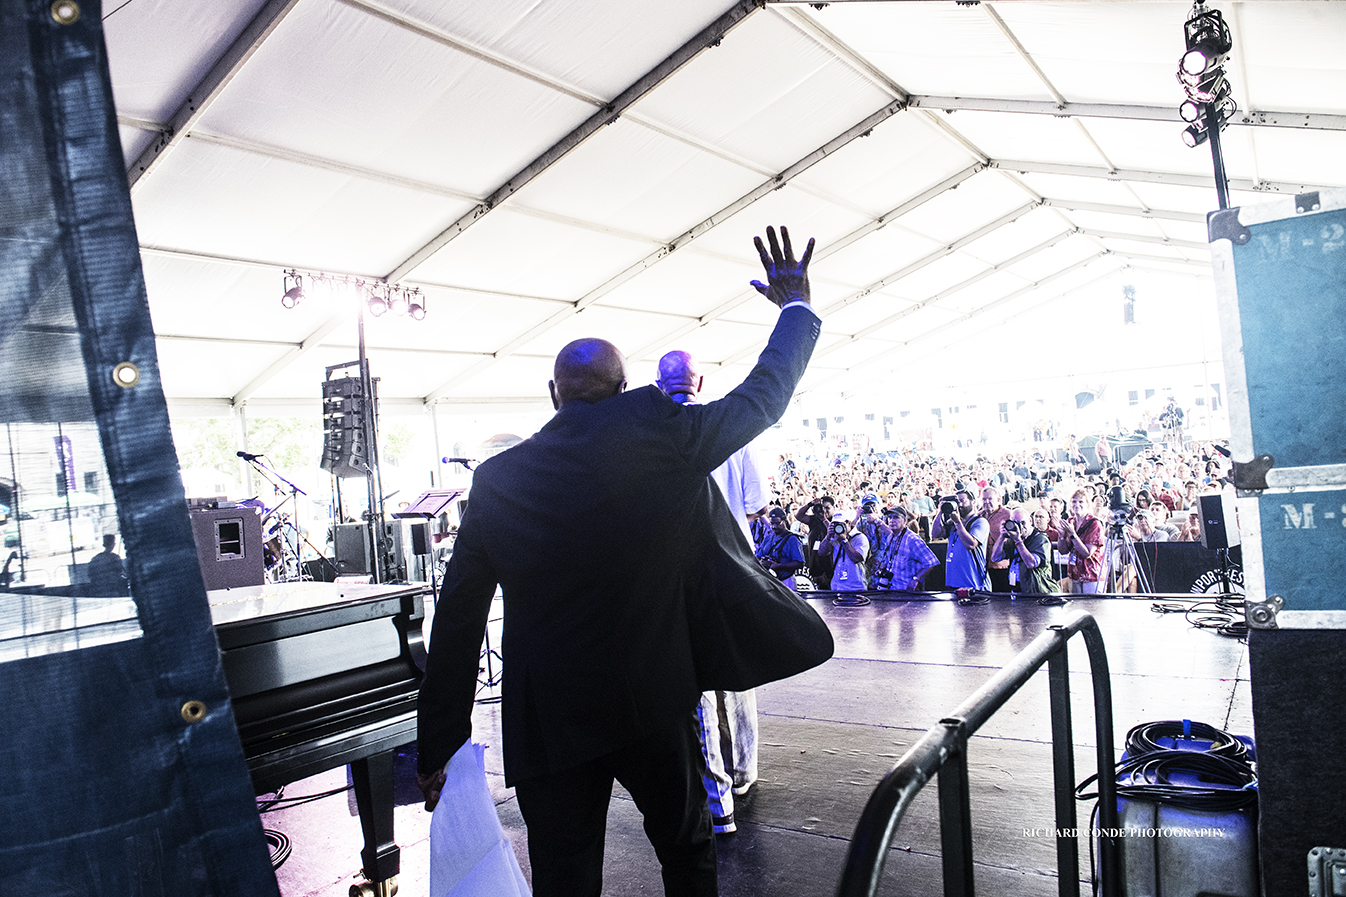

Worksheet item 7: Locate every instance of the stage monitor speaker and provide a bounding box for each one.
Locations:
[410,522,429,556]
[334,521,405,579]
[189,507,265,590]
[1199,493,1239,550]
[334,522,372,575]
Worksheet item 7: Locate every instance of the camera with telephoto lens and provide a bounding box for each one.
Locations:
[831,521,848,535]
[938,497,958,524]
[1107,485,1133,526]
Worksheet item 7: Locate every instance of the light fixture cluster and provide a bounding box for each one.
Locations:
[279,268,427,321]
[1175,2,1234,148]
[366,282,426,320]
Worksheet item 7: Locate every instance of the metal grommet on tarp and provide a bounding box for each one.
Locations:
[181,701,207,723]
[50,0,79,24]
[112,362,140,388]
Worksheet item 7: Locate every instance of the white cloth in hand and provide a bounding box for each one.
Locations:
[429,741,529,897]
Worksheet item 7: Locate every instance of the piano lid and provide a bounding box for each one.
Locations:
[208,580,423,628]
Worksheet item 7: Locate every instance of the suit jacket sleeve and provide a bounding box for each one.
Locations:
[415,506,499,776]
[676,304,819,475]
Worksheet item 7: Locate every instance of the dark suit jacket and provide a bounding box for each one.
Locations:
[417,305,828,785]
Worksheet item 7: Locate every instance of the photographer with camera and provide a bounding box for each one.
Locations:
[820,511,869,592]
[1055,488,1106,593]
[980,485,1013,593]
[795,496,836,589]
[854,492,883,580]
[755,508,806,589]
[931,489,991,591]
[871,506,939,591]
[990,508,1057,596]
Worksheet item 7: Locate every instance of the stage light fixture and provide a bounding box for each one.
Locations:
[280,271,304,309]
[1180,5,1232,77]
[367,284,389,317]
[407,289,426,320]
[1182,121,1210,148]
[1177,67,1228,104]
[274,269,427,322]
[1179,99,1202,123]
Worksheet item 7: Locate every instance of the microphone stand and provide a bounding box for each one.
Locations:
[245,456,326,581]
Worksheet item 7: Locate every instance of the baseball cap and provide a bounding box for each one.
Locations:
[861,492,879,507]
[769,508,787,520]
[831,512,847,524]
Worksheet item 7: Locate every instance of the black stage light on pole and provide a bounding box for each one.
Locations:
[1182,120,1210,148]
[1176,1,1235,210]
[1180,5,1232,77]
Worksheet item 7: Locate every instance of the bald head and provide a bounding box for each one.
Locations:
[656,350,702,404]
[549,338,627,409]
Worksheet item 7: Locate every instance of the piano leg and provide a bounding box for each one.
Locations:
[350,751,400,896]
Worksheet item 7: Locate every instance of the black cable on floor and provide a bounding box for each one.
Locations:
[255,785,286,813]
[257,784,353,813]
[832,593,870,607]
[264,829,293,869]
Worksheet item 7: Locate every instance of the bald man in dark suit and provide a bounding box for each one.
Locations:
[416,228,829,896]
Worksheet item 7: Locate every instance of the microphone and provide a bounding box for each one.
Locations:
[236,451,264,461]
[1211,444,1231,458]
[442,457,475,470]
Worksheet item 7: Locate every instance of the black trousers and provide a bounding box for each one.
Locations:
[513,713,717,897]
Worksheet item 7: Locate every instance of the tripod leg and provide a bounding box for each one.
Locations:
[1123,536,1152,594]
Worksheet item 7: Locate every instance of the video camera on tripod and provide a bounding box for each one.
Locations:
[1106,485,1133,530]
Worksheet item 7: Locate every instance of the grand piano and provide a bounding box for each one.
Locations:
[209,580,427,896]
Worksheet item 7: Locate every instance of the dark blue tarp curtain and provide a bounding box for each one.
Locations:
[0,0,279,891]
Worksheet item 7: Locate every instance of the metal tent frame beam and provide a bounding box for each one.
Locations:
[421,96,909,403]
[909,96,1346,132]
[621,162,987,366]
[800,251,1114,395]
[989,159,1330,195]
[126,0,302,191]
[385,0,765,284]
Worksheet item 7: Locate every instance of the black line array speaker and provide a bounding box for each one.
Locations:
[321,376,373,477]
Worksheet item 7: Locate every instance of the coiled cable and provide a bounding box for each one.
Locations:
[1076,749,1256,812]
[1125,719,1250,763]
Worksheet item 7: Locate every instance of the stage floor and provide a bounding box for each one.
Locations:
[264,594,1251,896]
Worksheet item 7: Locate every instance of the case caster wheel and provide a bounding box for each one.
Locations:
[349,876,397,897]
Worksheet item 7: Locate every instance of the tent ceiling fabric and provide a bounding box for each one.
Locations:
[104,0,1346,412]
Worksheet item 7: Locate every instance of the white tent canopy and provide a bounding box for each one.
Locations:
[104,0,1346,420]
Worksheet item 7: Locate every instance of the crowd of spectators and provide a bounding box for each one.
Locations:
[751,434,1235,596]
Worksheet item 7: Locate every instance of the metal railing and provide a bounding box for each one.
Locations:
[835,610,1120,897]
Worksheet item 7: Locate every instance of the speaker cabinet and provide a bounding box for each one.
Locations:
[190,507,265,590]
[1199,493,1240,550]
[321,376,374,477]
